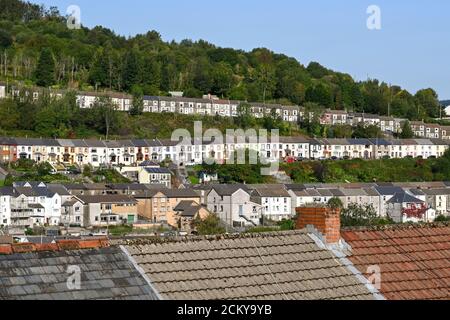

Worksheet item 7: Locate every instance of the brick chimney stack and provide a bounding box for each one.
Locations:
[296,207,341,244]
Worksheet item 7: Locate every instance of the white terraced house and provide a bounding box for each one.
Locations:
[4,83,450,140]
[0,136,449,168]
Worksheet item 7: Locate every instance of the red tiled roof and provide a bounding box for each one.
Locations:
[341,223,450,300]
[0,238,110,255]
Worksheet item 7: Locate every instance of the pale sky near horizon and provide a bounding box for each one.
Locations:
[30,0,450,99]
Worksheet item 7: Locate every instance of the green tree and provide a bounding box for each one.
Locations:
[415,88,441,118]
[341,204,393,227]
[235,102,255,128]
[307,62,330,79]
[130,86,144,116]
[34,47,55,87]
[305,83,333,107]
[90,96,119,139]
[435,215,450,222]
[400,120,414,139]
[194,214,226,236]
[0,29,13,48]
[329,125,353,138]
[327,197,344,210]
[211,62,234,96]
[352,124,383,139]
[122,49,141,91]
[89,47,112,88]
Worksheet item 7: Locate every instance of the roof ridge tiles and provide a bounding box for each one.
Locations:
[341,222,450,233]
[110,230,309,246]
[0,238,110,255]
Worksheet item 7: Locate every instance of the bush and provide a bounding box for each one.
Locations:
[341,204,394,227]
[435,215,450,222]
[194,214,226,236]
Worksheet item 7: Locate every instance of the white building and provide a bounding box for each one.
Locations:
[12,182,62,227]
[0,84,5,99]
[386,192,436,223]
[249,185,292,221]
[207,185,261,227]
[0,187,13,226]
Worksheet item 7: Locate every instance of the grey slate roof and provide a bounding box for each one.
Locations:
[211,184,249,196]
[174,201,203,217]
[77,195,137,204]
[0,247,159,300]
[144,167,172,174]
[387,193,424,204]
[122,231,376,300]
[374,186,404,196]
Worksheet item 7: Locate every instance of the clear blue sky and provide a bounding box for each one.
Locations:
[32,0,450,99]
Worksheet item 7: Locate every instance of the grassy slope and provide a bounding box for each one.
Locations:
[281,158,440,183]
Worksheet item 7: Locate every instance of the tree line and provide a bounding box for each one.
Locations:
[0,0,445,122]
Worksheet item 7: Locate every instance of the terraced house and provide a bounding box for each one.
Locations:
[0,137,17,163]
[2,136,449,169]
[4,83,450,137]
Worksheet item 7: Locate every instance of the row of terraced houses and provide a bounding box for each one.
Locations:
[2,83,450,139]
[0,136,449,167]
[1,181,449,233]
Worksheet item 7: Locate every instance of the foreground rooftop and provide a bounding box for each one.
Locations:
[0,222,448,300]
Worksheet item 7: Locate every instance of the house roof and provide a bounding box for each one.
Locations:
[161,189,199,198]
[374,186,404,196]
[83,140,107,148]
[77,195,137,204]
[0,187,15,196]
[387,193,424,204]
[249,185,290,197]
[0,137,16,145]
[341,223,450,300]
[210,184,249,196]
[121,230,377,300]
[144,167,172,174]
[139,160,159,167]
[173,200,203,217]
[422,188,450,196]
[0,244,159,300]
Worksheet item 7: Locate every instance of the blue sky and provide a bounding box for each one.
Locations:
[32,0,450,98]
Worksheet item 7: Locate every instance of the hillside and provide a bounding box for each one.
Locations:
[0,0,444,123]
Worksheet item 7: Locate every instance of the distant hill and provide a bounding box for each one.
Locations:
[0,0,444,120]
[440,100,450,106]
